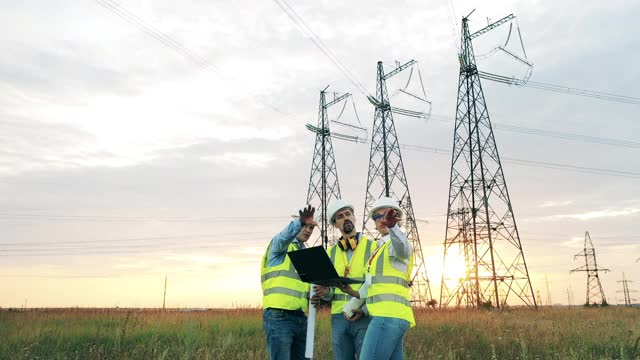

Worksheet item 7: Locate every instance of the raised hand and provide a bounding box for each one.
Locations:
[381,208,400,228]
[299,205,318,227]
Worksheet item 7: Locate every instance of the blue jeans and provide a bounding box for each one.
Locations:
[331,314,371,360]
[263,308,309,360]
[359,316,410,360]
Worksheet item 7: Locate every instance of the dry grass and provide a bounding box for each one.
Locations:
[0,306,638,359]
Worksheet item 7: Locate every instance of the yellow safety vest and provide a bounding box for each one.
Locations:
[327,235,376,314]
[365,240,415,327]
[261,242,309,312]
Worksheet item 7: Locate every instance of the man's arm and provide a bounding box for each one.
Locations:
[269,219,303,254]
[265,220,301,268]
[388,225,412,259]
[267,205,318,267]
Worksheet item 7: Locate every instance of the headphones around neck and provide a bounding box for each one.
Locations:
[338,234,358,251]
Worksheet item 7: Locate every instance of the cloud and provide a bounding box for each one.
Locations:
[539,200,573,208]
[0,116,135,175]
[0,44,136,101]
[202,152,278,169]
[164,254,231,266]
[560,237,586,248]
[547,208,640,221]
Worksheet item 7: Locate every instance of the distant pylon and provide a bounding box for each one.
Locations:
[617,272,637,306]
[362,60,433,305]
[570,231,609,306]
[545,275,552,306]
[569,287,575,305]
[306,87,350,248]
[439,12,536,309]
[162,274,167,310]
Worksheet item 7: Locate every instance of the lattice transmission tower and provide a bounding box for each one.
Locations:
[306,86,351,248]
[617,273,636,307]
[440,12,536,309]
[362,60,433,305]
[570,231,609,306]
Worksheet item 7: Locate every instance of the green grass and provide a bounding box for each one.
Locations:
[0,307,638,359]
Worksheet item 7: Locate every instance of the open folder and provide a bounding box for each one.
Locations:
[288,245,365,287]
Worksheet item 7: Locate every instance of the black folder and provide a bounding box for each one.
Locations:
[288,245,365,287]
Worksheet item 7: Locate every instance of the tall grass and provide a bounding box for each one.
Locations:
[0,307,638,359]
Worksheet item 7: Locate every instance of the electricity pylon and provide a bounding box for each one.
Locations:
[440,12,537,309]
[306,86,350,248]
[362,60,433,305]
[570,231,609,306]
[545,275,552,306]
[617,273,636,306]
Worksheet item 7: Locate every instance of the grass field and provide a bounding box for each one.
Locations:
[1,306,639,359]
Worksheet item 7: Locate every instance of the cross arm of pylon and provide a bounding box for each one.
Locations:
[305,123,330,135]
[570,266,588,273]
[469,14,515,39]
[325,93,351,108]
[383,60,417,80]
[572,251,586,259]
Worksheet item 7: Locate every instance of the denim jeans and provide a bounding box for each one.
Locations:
[263,308,309,360]
[359,316,410,360]
[331,314,371,360]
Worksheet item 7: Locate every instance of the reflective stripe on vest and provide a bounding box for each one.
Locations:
[330,246,338,263]
[365,240,415,327]
[367,294,411,307]
[327,236,376,314]
[264,287,309,299]
[261,242,309,311]
[363,241,372,264]
[261,270,299,282]
[371,275,408,287]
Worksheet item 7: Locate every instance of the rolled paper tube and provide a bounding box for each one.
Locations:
[305,284,316,359]
[343,296,366,318]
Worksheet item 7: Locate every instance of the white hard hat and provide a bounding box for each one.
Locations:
[327,199,354,225]
[369,197,403,219]
[291,205,320,222]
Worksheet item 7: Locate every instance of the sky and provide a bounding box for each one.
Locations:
[0,0,638,308]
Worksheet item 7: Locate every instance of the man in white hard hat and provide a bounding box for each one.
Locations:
[339,197,415,360]
[261,205,318,360]
[311,199,377,360]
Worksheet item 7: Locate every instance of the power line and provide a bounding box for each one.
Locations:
[0,231,268,246]
[0,242,261,253]
[95,0,638,148]
[479,71,640,105]
[3,233,635,256]
[0,213,290,223]
[0,240,269,256]
[270,0,371,97]
[335,134,640,178]
[427,114,640,149]
[95,0,297,119]
[398,143,640,179]
[441,0,460,52]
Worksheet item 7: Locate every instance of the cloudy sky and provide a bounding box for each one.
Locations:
[1,0,638,308]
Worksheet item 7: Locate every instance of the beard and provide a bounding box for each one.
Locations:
[343,220,354,233]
